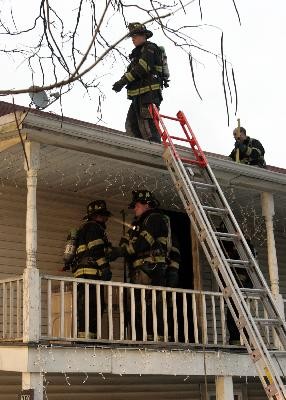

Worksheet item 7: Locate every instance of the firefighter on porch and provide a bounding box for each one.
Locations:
[229,126,266,167]
[112,22,169,143]
[63,200,114,339]
[119,190,170,340]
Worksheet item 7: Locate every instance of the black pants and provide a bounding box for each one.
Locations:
[129,264,166,340]
[125,97,161,143]
[77,274,105,335]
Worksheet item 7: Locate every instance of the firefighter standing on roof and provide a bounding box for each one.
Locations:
[112,22,169,143]
[69,200,113,339]
[229,126,266,167]
[120,190,169,340]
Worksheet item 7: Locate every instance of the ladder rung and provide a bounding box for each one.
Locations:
[226,259,250,266]
[253,318,282,326]
[192,181,216,190]
[203,206,228,215]
[240,288,266,295]
[214,231,239,240]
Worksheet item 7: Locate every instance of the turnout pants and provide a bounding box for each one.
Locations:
[125,97,161,143]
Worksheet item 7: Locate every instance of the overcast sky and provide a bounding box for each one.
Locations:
[1,0,285,167]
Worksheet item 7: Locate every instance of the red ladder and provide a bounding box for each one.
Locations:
[149,104,208,168]
[149,104,286,400]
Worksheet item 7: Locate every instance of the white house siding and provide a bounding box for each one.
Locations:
[0,183,285,340]
[0,372,269,399]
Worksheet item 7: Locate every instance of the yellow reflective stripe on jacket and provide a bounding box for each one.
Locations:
[87,238,104,249]
[169,260,179,269]
[127,242,135,255]
[76,244,87,254]
[155,65,163,73]
[139,58,150,72]
[251,146,262,155]
[171,246,180,254]
[157,236,167,245]
[125,72,135,82]
[245,147,252,156]
[127,83,161,97]
[73,267,103,278]
[140,230,155,246]
[96,257,108,267]
[133,255,166,268]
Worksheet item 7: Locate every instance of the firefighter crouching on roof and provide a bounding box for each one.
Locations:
[63,200,115,339]
[112,22,169,143]
[119,190,169,341]
[229,126,266,168]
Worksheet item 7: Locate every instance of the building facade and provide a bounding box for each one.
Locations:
[0,101,285,399]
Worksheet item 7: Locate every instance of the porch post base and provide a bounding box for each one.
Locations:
[215,376,234,400]
[22,372,43,400]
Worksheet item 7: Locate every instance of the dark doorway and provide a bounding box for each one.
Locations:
[163,210,193,289]
[163,209,194,342]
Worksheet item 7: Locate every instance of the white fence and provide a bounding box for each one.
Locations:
[0,274,278,347]
[0,277,23,340]
[40,275,229,345]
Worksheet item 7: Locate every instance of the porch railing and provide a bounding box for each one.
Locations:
[0,273,280,347]
[0,277,23,340]
[40,275,275,346]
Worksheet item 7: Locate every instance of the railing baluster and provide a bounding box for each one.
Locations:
[130,288,136,340]
[152,289,158,342]
[17,279,20,338]
[108,285,113,340]
[85,283,89,338]
[96,283,101,339]
[47,280,52,337]
[60,280,65,338]
[3,283,6,339]
[172,291,178,342]
[162,290,168,342]
[202,294,208,344]
[220,296,226,345]
[119,286,124,341]
[72,281,77,339]
[141,289,147,342]
[9,281,13,337]
[211,295,217,345]
[192,293,199,344]
[183,292,189,343]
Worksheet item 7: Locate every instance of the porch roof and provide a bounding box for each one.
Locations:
[0,100,285,212]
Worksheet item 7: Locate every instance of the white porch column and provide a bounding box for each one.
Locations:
[215,376,234,400]
[23,141,41,343]
[22,372,43,400]
[261,192,284,319]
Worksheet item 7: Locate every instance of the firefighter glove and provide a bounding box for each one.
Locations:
[112,77,127,92]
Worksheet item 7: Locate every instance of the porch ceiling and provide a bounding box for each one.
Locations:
[0,106,286,227]
[1,143,286,225]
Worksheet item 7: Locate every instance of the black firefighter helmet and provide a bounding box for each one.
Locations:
[128,22,153,39]
[84,200,112,220]
[128,190,160,209]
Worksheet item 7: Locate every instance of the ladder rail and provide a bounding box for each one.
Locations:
[205,162,286,328]
[150,104,286,399]
[166,147,286,398]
